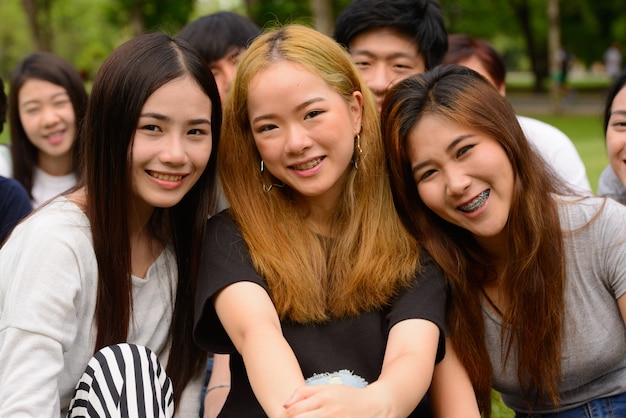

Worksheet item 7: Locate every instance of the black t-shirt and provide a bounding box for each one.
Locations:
[194,211,447,418]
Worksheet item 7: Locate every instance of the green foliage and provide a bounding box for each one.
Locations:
[105,0,194,35]
[247,0,351,29]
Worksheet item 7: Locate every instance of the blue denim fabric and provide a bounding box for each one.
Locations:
[516,392,626,418]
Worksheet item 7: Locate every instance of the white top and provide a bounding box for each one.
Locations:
[31,166,77,208]
[517,115,591,193]
[0,145,10,177]
[0,197,202,417]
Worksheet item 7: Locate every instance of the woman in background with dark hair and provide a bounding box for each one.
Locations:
[4,51,87,207]
[0,32,221,417]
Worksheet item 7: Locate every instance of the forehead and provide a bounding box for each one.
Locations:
[349,27,420,58]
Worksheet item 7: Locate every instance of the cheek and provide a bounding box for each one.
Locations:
[417,182,441,213]
[606,132,626,160]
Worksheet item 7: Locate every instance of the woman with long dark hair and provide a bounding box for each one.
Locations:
[0,32,221,417]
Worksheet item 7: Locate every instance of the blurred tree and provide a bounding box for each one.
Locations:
[21,0,54,51]
[105,0,194,36]
[442,0,625,91]
[311,0,333,35]
[244,0,350,32]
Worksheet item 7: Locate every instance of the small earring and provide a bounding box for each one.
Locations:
[260,160,285,192]
[352,134,363,170]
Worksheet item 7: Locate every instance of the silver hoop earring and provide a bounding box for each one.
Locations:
[352,134,363,170]
[260,160,285,192]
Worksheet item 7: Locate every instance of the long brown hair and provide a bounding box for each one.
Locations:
[381,65,567,415]
[78,33,221,407]
[219,24,420,323]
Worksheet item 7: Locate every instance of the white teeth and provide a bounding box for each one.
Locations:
[293,157,322,170]
[458,190,490,213]
[149,171,183,181]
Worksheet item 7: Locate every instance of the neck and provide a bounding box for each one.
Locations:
[38,152,73,176]
[298,197,336,237]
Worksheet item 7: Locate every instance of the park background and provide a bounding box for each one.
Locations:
[0,0,620,192]
[0,1,621,415]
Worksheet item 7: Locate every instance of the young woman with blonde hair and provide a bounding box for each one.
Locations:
[194,25,478,418]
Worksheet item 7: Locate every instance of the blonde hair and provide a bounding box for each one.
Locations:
[219,24,421,322]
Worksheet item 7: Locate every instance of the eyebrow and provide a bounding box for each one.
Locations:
[611,109,626,117]
[350,49,418,60]
[251,97,324,124]
[411,134,474,174]
[140,112,211,125]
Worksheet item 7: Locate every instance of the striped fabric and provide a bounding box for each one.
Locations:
[67,343,174,418]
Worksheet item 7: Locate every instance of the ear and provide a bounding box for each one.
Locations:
[350,90,364,136]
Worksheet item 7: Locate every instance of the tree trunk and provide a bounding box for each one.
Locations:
[310,0,333,36]
[547,0,562,113]
[511,0,547,92]
[21,0,53,51]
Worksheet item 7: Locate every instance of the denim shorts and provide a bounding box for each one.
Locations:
[516,392,626,418]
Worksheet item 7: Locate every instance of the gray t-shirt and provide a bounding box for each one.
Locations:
[597,165,626,205]
[484,196,626,413]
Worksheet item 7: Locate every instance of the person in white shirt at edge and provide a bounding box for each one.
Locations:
[0,32,222,417]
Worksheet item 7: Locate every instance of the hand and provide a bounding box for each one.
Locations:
[282,384,392,418]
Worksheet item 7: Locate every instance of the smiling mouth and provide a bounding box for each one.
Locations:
[292,157,323,170]
[458,189,490,213]
[147,170,184,182]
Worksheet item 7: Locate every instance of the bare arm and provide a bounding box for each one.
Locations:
[214,281,305,418]
[429,338,480,417]
[284,318,440,418]
[618,293,626,325]
[203,354,230,418]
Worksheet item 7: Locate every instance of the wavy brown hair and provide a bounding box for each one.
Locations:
[77,33,221,408]
[219,24,420,323]
[381,65,567,415]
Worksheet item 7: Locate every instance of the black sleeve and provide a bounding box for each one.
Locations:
[386,255,448,363]
[193,210,268,353]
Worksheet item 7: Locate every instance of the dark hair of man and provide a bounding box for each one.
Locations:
[77,32,221,408]
[177,11,262,63]
[333,0,448,70]
[443,33,507,87]
[381,65,567,415]
[8,52,88,198]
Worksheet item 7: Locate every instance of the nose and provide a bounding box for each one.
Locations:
[41,104,61,127]
[445,168,471,197]
[284,125,313,154]
[160,133,187,165]
[365,64,393,98]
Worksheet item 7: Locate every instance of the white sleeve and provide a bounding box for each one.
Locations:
[0,208,89,417]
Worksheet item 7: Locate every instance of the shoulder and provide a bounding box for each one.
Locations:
[557,195,625,229]
[5,197,91,249]
[516,115,574,147]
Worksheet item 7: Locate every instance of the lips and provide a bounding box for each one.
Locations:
[147,170,184,182]
[458,189,490,213]
[291,157,323,170]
